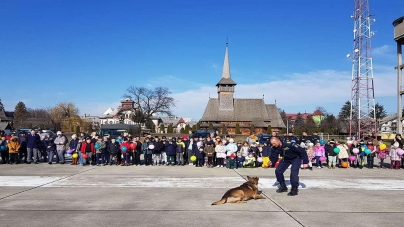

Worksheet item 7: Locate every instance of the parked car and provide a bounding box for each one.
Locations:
[98,124,141,138]
[192,130,216,138]
[15,128,32,137]
[15,129,56,138]
[257,133,271,144]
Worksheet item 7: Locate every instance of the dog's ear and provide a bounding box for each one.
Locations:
[247,176,251,180]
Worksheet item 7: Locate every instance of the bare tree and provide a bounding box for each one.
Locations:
[315,106,329,116]
[50,102,81,132]
[26,108,54,129]
[124,86,175,118]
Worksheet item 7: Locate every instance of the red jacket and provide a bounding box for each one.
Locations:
[80,142,95,154]
[121,141,130,152]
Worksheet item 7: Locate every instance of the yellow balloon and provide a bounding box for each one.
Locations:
[190,156,197,162]
[379,144,386,150]
[72,153,78,158]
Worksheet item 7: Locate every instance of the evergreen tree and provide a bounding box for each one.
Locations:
[279,109,287,126]
[208,122,213,130]
[249,124,255,135]
[304,115,317,134]
[185,124,190,133]
[159,124,165,133]
[294,112,304,128]
[320,114,338,134]
[375,102,387,120]
[338,101,351,120]
[191,125,197,132]
[0,98,4,111]
[221,124,227,135]
[151,124,156,133]
[180,127,185,133]
[235,123,241,134]
[14,101,29,129]
[196,122,201,130]
[167,124,173,133]
[266,124,272,134]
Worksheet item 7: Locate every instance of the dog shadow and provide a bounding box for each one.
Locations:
[272,180,307,189]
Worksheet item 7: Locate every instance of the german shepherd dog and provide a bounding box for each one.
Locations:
[211,176,265,205]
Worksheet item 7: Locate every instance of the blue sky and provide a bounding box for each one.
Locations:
[0,0,402,120]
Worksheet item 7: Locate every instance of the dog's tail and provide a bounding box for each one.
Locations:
[211,197,226,205]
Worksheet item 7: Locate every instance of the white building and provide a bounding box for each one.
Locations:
[379,115,404,133]
[99,98,138,125]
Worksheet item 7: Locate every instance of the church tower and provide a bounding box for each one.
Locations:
[216,42,236,110]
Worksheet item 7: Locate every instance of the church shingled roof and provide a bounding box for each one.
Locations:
[216,77,237,86]
[200,98,286,128]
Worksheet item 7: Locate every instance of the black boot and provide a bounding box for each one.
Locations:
[276,182,288,193]
[287,186,299,196]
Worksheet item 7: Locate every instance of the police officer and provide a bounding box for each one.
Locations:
[298,131,312,144]
[270,137,309,196]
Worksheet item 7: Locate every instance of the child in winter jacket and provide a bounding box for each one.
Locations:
[314,142,325,168]
[236,152,245,168]
[7,136,20,164]
[165,138,177,166]
[203,143,215,167]
[326,141,338,169]
[95,137,106,166]
[305,142,314,170]
[243,152,256,168]
[108,138,119,165]
[215,141,226,167]
[389,142,401,169]
[176,138,185,166]
[377,142,388,169]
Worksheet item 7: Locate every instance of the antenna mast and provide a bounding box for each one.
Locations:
[349,0,376,139]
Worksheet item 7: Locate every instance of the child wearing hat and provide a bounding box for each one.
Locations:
[236,152,245,168]
[226,153,237,169]
[326,140,337,169]
[215,140,226,167]
[243,152,256,168]
[389,142,401,170]
[176,138,185,166]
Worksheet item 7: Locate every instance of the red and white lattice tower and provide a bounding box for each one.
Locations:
[349,0,377,139]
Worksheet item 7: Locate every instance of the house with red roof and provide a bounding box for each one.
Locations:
[286,110,324,126]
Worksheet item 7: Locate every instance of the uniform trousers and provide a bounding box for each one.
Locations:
[275,158,301,187]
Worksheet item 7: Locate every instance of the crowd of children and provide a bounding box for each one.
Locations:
[1,130,404,170]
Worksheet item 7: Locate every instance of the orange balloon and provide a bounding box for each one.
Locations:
[341,162,349,168]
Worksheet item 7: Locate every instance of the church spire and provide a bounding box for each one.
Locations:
[221,41,230,79]
[216,41,236,87]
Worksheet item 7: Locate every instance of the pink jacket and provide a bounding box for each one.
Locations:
[314,146,325,157]
[389,147,401,161]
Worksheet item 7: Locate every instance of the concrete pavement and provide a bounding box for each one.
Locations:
[0,163,403,227]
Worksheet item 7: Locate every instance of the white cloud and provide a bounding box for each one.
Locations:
[66,59,398,121]
[170,67,397,120]
[373,45,391,56]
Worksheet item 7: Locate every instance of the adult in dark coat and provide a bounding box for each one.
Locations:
[26,129,40,164]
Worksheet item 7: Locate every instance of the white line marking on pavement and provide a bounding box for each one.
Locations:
[1,176,403,190]
[0,176,63,187]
